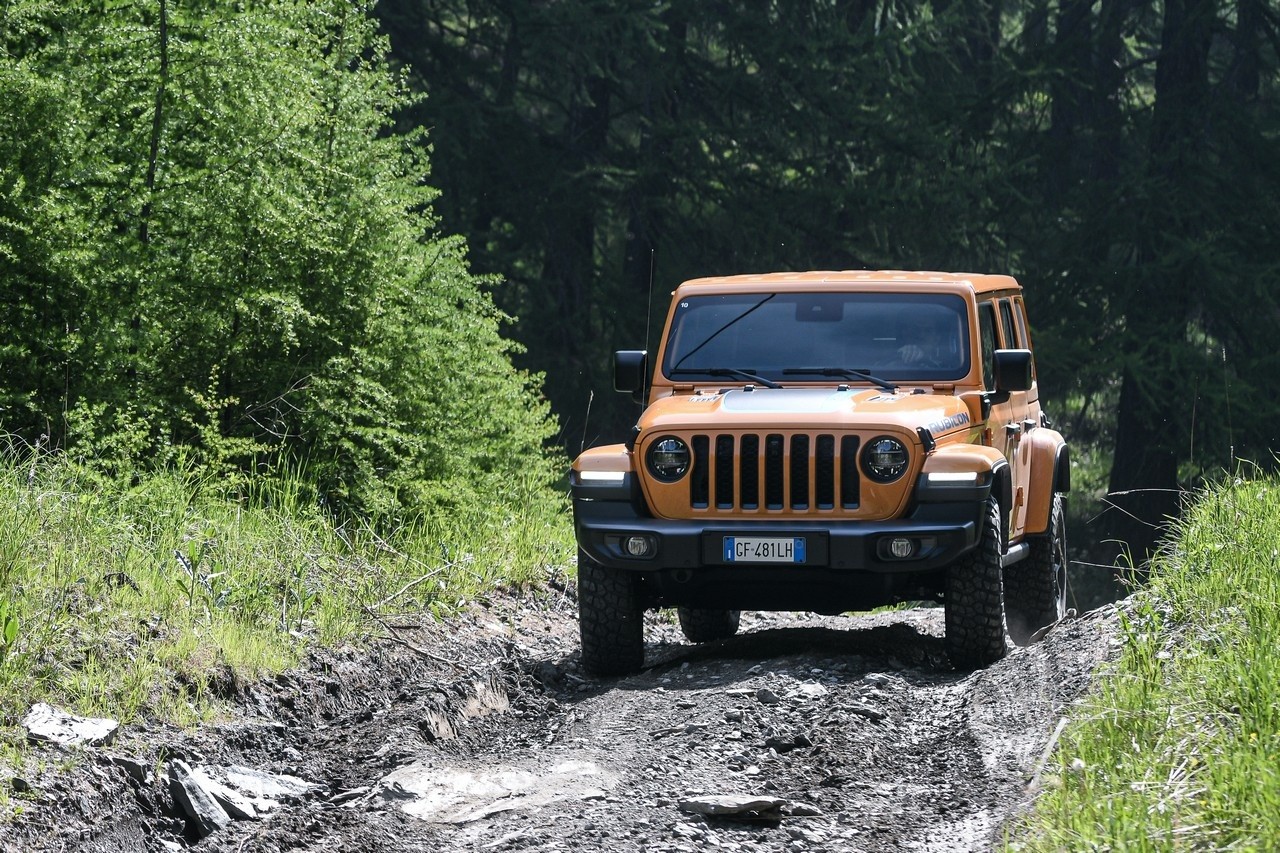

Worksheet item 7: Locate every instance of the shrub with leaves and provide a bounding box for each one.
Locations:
[0,0,559,516]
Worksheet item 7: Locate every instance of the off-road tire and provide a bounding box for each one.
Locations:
[945,497,1009,669]
[1004,493,1068,645]
[577,550,645,676]
[676,607,741,644]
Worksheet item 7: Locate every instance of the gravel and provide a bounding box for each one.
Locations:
[0,586,1123,853]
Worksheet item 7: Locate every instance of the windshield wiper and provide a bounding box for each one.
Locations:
[670,294,777,371]
[671,367,782,389]
[781,367,897,392]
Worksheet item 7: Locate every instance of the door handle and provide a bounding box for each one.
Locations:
[1004,423,1022,437]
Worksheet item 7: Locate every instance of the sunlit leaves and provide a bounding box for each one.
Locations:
[0,0,559,518]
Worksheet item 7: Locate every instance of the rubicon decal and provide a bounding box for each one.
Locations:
[925,412,970,434]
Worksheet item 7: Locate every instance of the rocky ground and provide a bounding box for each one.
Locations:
[0,578,1124,853]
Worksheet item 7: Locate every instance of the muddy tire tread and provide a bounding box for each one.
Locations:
[577,551,644,676]
[1004,494,1068,645]
[945,498,1009,669]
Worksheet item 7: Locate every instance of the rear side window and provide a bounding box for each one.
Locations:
[1012,297,1031,348]
[978,302,998,391]
[1012,297,1037,380]
[998,299,1018,348]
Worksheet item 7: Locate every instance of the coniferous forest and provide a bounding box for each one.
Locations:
[377,0,1280,558]
[3,0,1280,558]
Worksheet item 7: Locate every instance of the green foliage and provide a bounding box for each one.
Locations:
[0,444,573,730]
[0,598,17,663]
[1009,474,1280,849]
[0,0,559,517]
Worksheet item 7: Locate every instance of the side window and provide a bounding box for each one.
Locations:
[998,299,1018,348]
[978,302,998,391]
[1012,297,1031,348]
[1012,296,1037,380]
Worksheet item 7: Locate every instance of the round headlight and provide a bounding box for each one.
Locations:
[647,436,690,481]
[862,436,909,483]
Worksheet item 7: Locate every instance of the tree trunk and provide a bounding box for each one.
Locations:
[1105,0,1214,561]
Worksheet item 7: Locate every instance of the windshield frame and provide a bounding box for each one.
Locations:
[657,289,973,386]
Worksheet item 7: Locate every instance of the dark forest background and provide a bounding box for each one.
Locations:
[2,0,1279,564]
[377,0,1280,559]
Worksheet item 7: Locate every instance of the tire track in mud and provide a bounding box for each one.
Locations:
[309,605,1122,853]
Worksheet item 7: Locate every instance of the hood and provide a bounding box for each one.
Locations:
[636,387,975,438]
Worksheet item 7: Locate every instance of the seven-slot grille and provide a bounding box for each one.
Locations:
[689,433,860,512]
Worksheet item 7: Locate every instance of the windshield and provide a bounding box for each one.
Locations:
[660,291,971,383]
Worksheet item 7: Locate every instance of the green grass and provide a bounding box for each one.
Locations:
[0,443,574,738]
[1010,473,1280,850]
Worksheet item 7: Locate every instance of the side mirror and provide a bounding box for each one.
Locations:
[614,350,649,401]
[993,349,1033,394]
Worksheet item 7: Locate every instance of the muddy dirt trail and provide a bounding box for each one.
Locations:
[1,587,1122,853]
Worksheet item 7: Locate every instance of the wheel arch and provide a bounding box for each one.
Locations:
[992,461,1013,545]
[923,443,1011,542]
[1023,429,1069,535]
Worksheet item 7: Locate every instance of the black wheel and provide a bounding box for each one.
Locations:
[676,607,741,643]
[1005,494,1068,645]
[577,550,645,676]
[945,497,1010,669]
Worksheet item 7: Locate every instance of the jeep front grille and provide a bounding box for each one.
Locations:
[690,433,860,513]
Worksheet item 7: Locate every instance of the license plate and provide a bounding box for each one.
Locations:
[723,536,806,563]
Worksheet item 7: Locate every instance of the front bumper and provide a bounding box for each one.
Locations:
[572,473,990,574]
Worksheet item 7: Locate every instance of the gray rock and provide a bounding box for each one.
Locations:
[22,703,118,747]
[788,826,829,843]
[845,703,888,722]
[168,759,231,837]
[787,802,824,817]
[765,736,802,754]
[109,755,150,785]
[327,785,371,806]
[792,682,829,700]
[192,768,258,820]
[214,765,323,812]
[677,794,787,817]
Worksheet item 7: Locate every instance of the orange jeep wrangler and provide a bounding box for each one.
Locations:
[571,271,1070,675]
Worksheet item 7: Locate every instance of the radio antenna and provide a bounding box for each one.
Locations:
[643,248,656,403]
[645,249,656,351]
[580,389,594,456]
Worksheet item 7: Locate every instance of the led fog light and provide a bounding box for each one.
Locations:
[888,538,915,559]
[624,536,655,558]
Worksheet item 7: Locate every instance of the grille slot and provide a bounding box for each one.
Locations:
[816,434,836,509]
[790,435,810,509]
[765,434,785,509]
[840,435,861,508]
[685,432,858,513]
[691,435,710,508]
[714,435,735,509]
[740,434,760,509]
